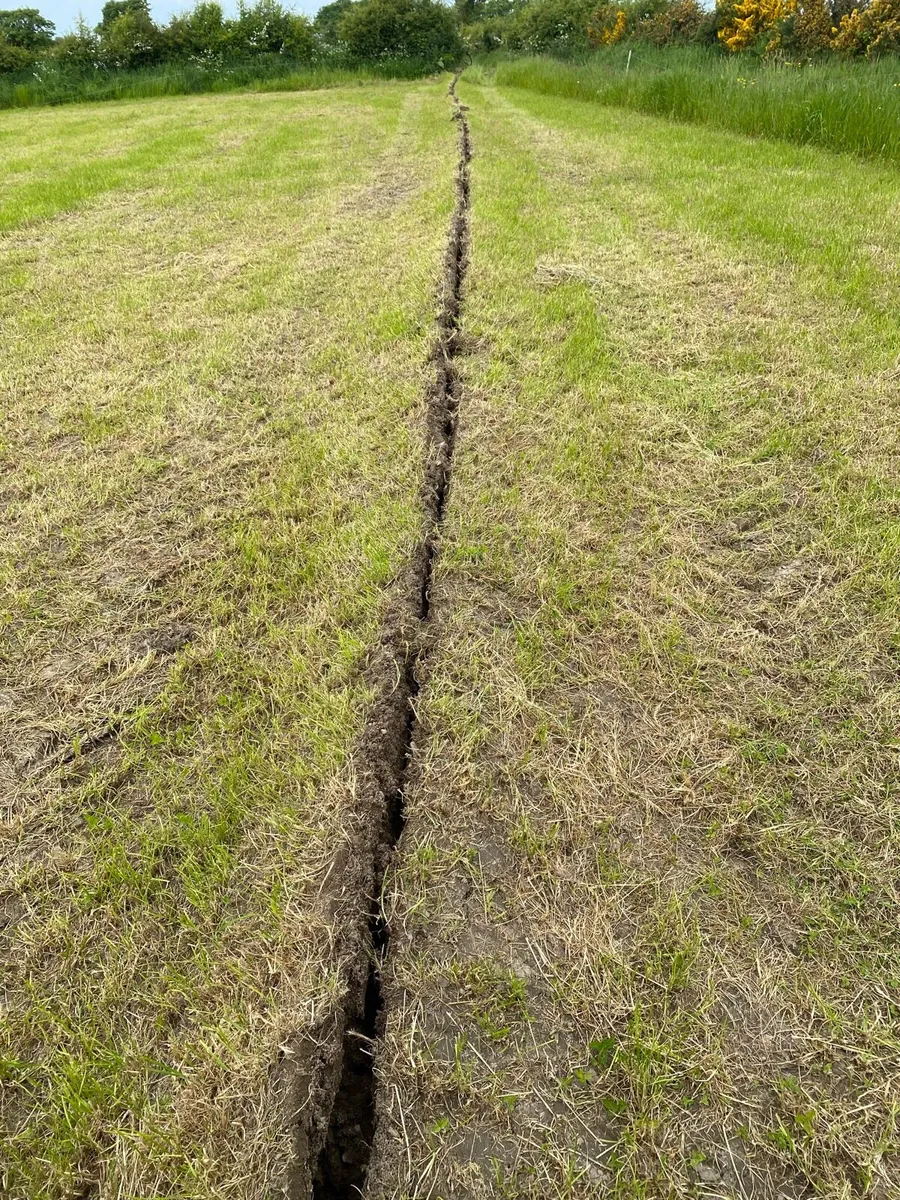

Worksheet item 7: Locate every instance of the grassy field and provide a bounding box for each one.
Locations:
[2,64,900,1200]
[0,58,432,113]
[480,48,900,164]
[0,81,456,1197]
[368,80,900,1196]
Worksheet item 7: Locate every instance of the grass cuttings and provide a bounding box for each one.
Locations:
[0,82,456,1197]
[369,82,900,1198]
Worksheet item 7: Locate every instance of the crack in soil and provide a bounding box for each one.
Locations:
[307,76,471,1200]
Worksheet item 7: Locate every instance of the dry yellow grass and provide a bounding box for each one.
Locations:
[369,82,900,1198]
[0,81,457,1198]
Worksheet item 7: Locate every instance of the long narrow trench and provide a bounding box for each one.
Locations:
[309,76,471,1200]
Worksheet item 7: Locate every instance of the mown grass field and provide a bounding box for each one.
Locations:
[0,81,456,1197]
[371,78,900,1197]
[2,66,899,1200]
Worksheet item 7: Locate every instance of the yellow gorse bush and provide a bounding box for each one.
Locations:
[719,0,797,50]
[605,10,628,42]
[791,0,835,53]
[583,0,899,57]
[587,5,628,44]
[717,0,900,54]
[833,0,900,53]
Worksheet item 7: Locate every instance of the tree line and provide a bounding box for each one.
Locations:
[0,0,896,79]
[458,0,898,57]
[0,0,462,75]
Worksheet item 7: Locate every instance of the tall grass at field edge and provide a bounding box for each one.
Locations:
[477,48,900,164]
[0,56,434,110]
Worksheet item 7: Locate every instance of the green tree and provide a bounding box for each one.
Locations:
[314,0,355,44]
[0,37,32,69]
[0,5,54,72]
[51,17,101,68]
[163,1,226,59]
[99,2,163,66]
[339,0,462,60]
[0,6,54,45]
[227,0,313,54]
[99,0,150,28]
[509,0,596,51]
[282,11,316,55]
[459,13,514,48]
[779,0,833,54]
[635,0,704,43]
[455,0,520,21]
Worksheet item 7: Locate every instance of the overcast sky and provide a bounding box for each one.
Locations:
[38,0,321,37]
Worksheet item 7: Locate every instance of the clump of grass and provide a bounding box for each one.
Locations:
[477,46,900,163]
[0,55,434,111]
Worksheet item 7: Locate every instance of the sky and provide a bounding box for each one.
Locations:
[36,0,320,37]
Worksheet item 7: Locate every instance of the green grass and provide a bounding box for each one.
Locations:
[0,54,434,111]
[370,78,900,1197]
[3,58,900,1200]
[0,80,456,1198]
[471,46,900,163]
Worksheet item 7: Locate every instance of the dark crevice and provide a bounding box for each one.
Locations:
[308,75,472,1200]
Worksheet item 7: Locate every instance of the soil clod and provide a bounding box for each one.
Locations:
[130,623,195,655]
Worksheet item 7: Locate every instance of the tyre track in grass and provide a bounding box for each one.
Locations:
[296,75,471,1200]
